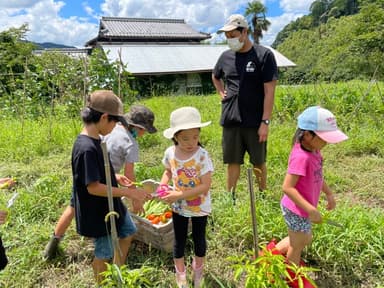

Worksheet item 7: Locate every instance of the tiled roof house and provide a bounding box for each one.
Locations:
[84,17,294,95]
[86,17,211,47]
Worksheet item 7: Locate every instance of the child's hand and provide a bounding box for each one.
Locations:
[308,208,322,224]
[116,174,134,187]
[160,188,183,204]
[127,188,151,202]
[131,199,144,214]
[154,184,170,197]
[325,193,336,210]
[0,210,8,225]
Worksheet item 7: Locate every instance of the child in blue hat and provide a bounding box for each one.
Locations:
[275,106,348,267]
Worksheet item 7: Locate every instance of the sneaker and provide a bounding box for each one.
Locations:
[192,260,203,288]
[175,266,188,288]
[43,235,61,260]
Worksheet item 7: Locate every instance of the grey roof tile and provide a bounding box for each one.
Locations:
[99,17,210,40]
[101,44,296,75]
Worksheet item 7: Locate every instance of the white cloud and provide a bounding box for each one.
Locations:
[100,0,249,34]
[0,0,98,47]
[0,0,40,9]
[0,0,311,47]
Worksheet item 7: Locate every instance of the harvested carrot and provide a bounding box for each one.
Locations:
[151,216,160,225]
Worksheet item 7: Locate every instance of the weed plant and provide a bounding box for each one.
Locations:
[0,81,383,287]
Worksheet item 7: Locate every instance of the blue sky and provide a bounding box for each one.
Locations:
[0,0,314,47]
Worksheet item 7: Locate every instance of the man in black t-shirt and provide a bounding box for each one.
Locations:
[212,14,278,193]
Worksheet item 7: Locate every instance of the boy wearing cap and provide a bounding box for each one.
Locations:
[46,90,151,283]
[212,14,278,194]
[44,103,157,261]
[105,104,157,213]
[273,106,347,285]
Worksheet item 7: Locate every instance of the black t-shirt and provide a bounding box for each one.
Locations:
[72,134,127,238]
[213,45,278,127]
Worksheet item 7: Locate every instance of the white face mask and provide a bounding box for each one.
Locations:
[227,37,244,52]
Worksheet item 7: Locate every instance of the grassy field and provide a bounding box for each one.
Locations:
[0,81,383,287]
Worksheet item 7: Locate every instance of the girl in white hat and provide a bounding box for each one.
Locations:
[159,107,213,288]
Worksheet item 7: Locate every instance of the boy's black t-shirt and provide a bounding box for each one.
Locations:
[72,134,127,238]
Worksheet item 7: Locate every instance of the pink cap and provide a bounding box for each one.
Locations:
[298,106,348,143]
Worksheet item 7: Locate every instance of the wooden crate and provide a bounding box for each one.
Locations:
[130,212,174,253]
[126,179,174,252]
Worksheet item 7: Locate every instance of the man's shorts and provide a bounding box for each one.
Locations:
[222,127,266,165]
[282,205,311,233]
[93,212,137,259]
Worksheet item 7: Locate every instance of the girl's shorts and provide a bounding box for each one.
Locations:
[282,205,311,233]
[93,212,137,259]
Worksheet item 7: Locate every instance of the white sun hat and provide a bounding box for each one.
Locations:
[163,107,211,139]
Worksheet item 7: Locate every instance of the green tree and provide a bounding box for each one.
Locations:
[330,0,359,16]
[310,0,332,25]
[272,15,313,48]
[244,1,271,44]
[87,48,137,103]
[277,2,384,83]
[0,25,138,119]
[0,25,36,95]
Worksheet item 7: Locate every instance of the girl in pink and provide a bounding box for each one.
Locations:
[275,106,348,267]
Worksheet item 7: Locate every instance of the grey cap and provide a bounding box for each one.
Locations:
[124,105,157,134]
[217,14,249,33]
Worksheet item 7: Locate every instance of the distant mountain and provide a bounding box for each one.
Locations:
[33,42,76,49]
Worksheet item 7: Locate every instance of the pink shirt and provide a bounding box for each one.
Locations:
[281,143,323,217]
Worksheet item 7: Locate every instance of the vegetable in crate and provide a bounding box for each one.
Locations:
[141,199,172,225]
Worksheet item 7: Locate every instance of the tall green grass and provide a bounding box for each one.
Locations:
[0,81,383,287]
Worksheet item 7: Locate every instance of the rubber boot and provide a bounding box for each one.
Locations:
[43,234,62,260]
[175,265,188,288]
[192,258,203,288]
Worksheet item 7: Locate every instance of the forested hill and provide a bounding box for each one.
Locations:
[33,42,76,49]
[273,0,384,83]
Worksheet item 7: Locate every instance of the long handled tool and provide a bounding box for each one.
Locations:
[247,168,258,257]
[7,192,19,208]
[101,142,122,266]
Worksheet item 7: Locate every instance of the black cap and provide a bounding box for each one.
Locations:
[124,105,157,134]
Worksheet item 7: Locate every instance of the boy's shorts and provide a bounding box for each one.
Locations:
[93,212,137,259]
[222,127,266,165]
[282,205,311,233]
